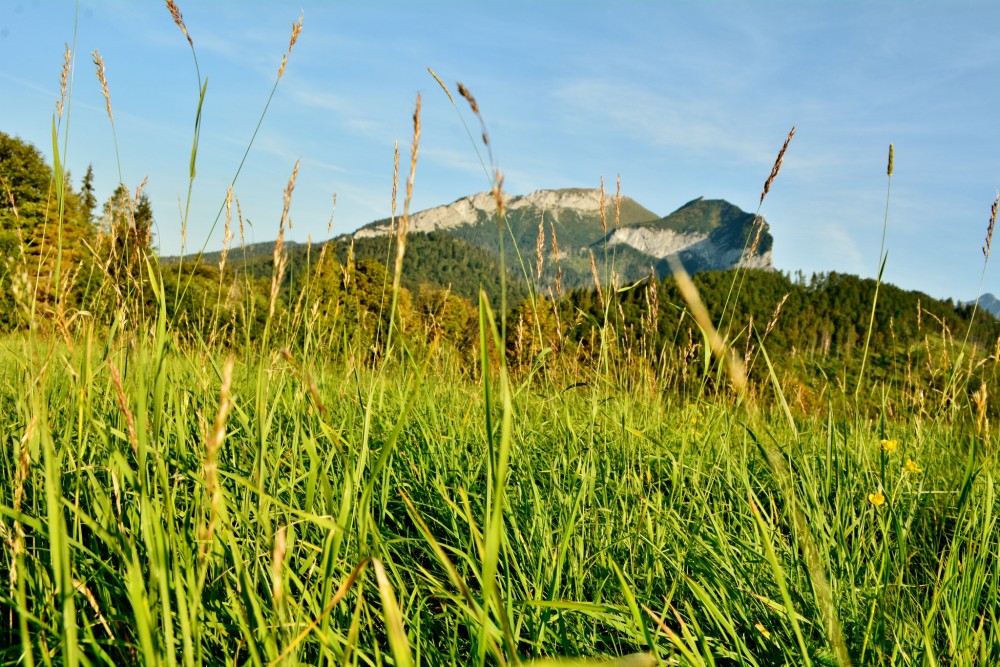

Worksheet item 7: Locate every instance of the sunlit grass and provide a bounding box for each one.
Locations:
[1,4,998,666]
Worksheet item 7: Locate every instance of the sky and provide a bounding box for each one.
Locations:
[1,1,999,303]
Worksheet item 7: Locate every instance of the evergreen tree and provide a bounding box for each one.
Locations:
[81,164,97,225]
[0,130,92,325]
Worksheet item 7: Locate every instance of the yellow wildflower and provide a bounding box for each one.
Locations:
[868,492,885,507]
[905,458,922,474]
[880,439,899,454]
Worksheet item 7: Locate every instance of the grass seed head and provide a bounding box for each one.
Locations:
[219,187,233,274]
[887,143,894,177]
[456,82,478,114]
[91,50,113,122]
[165,0,194,48]
[536,214,545,281]
[491,169,505,220]
[985,193,998,259]
[427,67,456,105]
[747,215,766,260]
[760,125,795,205]
[277,13,304,79]
[57,43,71,119]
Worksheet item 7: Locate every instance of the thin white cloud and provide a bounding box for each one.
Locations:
[287,84,389,138]
[552,79,776,166]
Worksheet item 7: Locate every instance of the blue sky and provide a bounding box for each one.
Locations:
[1,1,998,302]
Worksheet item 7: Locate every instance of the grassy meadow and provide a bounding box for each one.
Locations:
[2,5,999,666]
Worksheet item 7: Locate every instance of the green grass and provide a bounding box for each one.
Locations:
[1,321,997,665]
[2,6,998,665]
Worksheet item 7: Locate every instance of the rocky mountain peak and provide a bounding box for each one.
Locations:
[606,197,773,272]
[350,187,773,286]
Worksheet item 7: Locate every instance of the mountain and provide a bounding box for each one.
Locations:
[353,189,772,288]
[607,196,772,274]
[970,293,1000,319]
[161,189,774,303]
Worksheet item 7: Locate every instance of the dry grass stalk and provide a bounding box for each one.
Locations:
[744,315,755,367]
[57,43,71,119]
[236,198,245,249]
[535,214,545,281]
[985,193,998,259]
[391,140,400,228]
[643,267,659,338]
[456,81,494,161]
[668,256,747,394]
[343,240,355,289]
[73,579,116,640]
[747,215,765,260]
[760,125,795,205]
[1,175,18,219]
[165,0,193,48]
[272,525,287,605]
[406,102,422,216]
[491,170,505,220]
[615,174,622,230]
[427,67,456,105]
[204,356,235,545]
[764,293,790,338]
[547,288,564,350]
[456,82,478,114]
[550,221,562,298]
[219,187,233,274]
[91,50,113,122]
[134,176,149,220]
[973,381,988,436]
[394,95,421,286]
[280,348,327,416]
[599,177,607,235]
[269,162,299,321]
[589,249,604,308]
[277,13,304,80]
[108,361,137,454]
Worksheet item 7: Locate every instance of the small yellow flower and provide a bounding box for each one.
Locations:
[905,458,923,474]
[880,439,899,454]
[868,492,886,507]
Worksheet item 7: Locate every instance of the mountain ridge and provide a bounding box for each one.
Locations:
[353,188,773,287]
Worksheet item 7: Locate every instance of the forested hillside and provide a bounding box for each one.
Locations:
[4,128,998,416]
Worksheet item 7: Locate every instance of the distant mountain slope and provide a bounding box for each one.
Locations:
[607,197,772,275]
[162,233,528,305]
[161,189,774,300]
[354,189,772,288]
[969,292,1000,319]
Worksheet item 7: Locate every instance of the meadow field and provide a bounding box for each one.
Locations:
[2,5,999,666]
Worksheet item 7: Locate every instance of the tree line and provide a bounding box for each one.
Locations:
[3,128,998,416]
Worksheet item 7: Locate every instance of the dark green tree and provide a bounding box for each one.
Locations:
[91,183,157,323]
[80,164,97,225]
[0,130,92,325]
